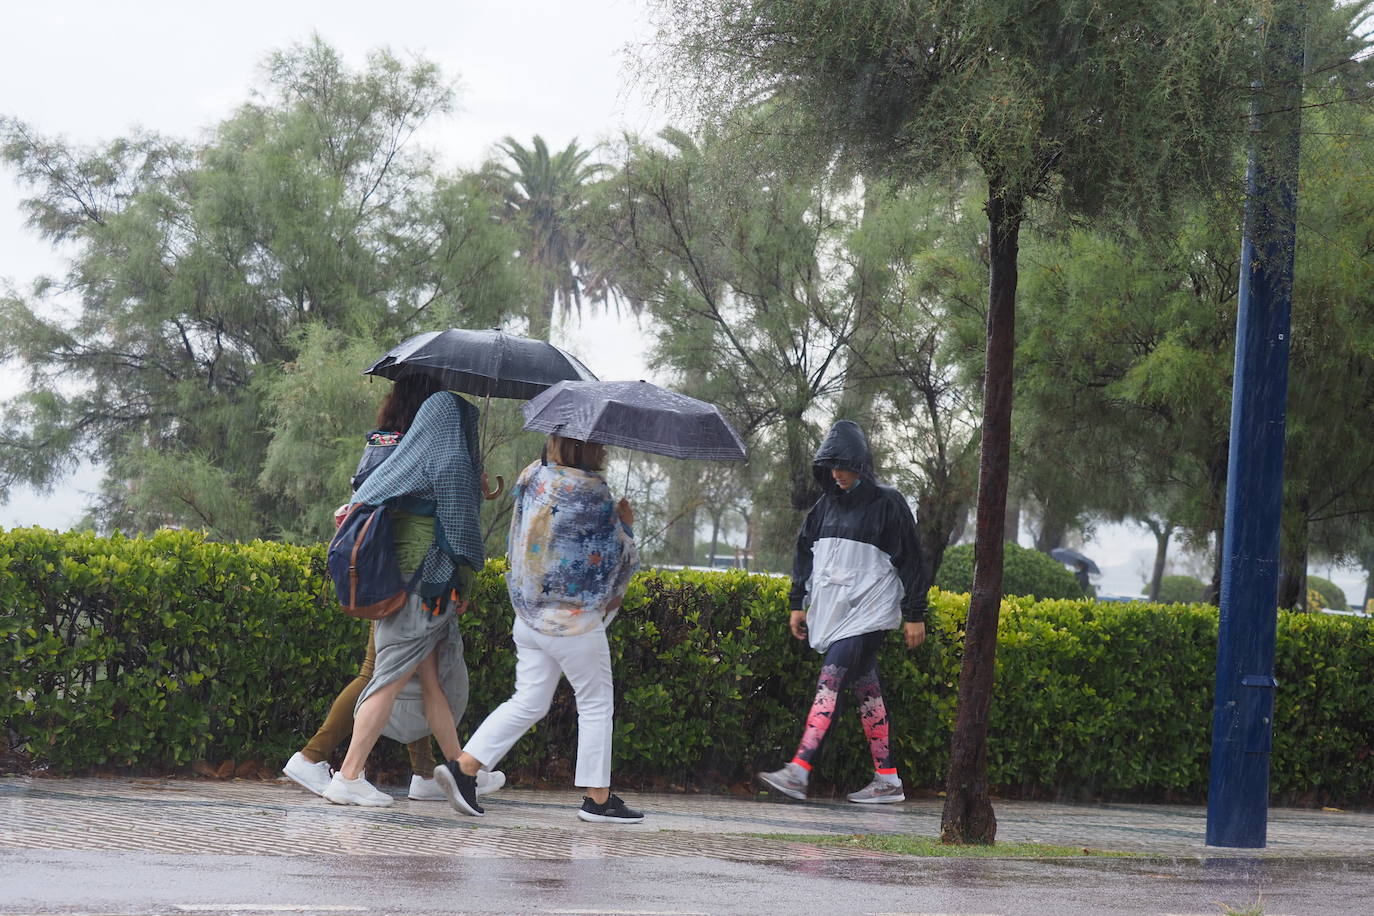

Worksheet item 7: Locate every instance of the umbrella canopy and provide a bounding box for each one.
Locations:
[521,380,747,461]
[1050,547,1101,576]
[364,328,597,400]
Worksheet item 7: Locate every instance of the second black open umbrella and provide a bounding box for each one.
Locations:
[521,380,747,461]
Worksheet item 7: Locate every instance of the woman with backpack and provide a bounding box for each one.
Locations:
[283,375,503,804]
[435,433,643,823]
[318,379,493,808]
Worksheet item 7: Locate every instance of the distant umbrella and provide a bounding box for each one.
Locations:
[521,380,747,461]
[364,328,597,401]
[1050,547,1101,576]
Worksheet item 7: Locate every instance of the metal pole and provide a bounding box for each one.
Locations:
[1206,1,1305,849]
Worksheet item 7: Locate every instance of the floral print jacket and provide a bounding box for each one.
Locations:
[506,459,639,636]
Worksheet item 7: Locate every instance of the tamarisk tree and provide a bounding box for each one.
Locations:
[655,0,1254,842]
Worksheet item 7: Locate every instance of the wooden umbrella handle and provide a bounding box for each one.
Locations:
[483,474,505,500]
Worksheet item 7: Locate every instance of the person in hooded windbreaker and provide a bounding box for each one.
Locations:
[758,420,928,804]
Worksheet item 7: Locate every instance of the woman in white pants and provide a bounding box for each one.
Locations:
[436,434,643,822]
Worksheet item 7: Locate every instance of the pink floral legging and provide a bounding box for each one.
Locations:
[791,629,896,774]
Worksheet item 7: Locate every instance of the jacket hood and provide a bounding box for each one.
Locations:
[812,420,877,493]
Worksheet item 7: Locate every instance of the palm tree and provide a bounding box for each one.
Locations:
[485,135,607,340]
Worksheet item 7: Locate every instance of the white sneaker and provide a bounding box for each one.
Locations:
[476,769,506,797]
[408,774,447,801]
[409,769,506,800]
[323,772,394,807]
[282,752,332,797]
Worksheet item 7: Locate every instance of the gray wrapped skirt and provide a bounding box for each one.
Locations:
[355,591,468,744]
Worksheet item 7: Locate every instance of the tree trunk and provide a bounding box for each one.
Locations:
[1032,496,1071,554]
[1203,446,1229,605]
[664,464,701,565]
[743,507,758,572]
[528,280,557,341]
[949,507,968,546]
[836,181,889,431]
[1363,547,1374,613]
[784,417,821,511]
[1277,522,1308,611]
[917,479,969,595]
[1004,492,1021,547]
[1206,527,1225,606]
[940,185,1022,846]
[1033,517,1068,554]
[1144,518,1174,602]
[707,512,722,566]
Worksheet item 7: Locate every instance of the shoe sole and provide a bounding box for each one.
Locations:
[577,810,644,824]
[757,772,807,800]
[323,790,393,807]
[412,775,490,801]
[282,768,329,798]
[434,766,484,817]
[848,794,906,804]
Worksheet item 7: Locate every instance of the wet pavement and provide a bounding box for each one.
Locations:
[2,776,1372,915]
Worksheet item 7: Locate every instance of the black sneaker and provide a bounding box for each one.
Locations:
[577,793,644,824]
[433,761,484,817]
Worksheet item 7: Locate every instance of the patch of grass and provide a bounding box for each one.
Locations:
[757,832,1139,858]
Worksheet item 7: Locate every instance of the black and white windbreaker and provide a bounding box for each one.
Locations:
[789,421,928,653]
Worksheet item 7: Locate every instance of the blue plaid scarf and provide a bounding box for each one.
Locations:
[353,391,484,596]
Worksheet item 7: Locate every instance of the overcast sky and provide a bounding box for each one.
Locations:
[1,2,1365,601]
[0,0,657,526]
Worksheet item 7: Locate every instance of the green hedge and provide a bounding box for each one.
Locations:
[1307,575,1349,611]
[1158,574,1209,604]
[2,528,1371,805]
[934,541,1086,600]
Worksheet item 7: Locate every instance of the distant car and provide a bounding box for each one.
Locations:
[1319,607,1370,618]
[1094,593,1149,604]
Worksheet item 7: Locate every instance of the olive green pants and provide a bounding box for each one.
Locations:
[299,622,437,775]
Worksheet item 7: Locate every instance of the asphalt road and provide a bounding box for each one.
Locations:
[4,850,1373,916]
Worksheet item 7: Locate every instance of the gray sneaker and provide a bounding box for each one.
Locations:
[757,763,808,800]
[847,776,905,804]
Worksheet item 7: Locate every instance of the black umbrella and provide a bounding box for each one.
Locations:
[365,328,599,498]
[1050,547,1101,576]
[364,328,597,400]
[521,380,747,461]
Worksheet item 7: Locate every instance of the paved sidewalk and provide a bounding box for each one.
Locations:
[2,775,1371,859]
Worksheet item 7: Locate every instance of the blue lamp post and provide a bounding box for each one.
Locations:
[1206,2,1305,849]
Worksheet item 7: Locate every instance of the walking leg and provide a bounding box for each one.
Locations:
[300,623,376,762]
[791,634,869,771]
[339,671,414,780]
[852,660,896,775]
[458,621,561,776]
[554,625,614,803]
[416,649,463,763]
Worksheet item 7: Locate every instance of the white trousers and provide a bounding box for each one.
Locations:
[464,617,614,788]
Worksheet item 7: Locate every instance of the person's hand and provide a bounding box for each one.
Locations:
[453,597,472,616]
[616,498,635,526]
[789,610,808,640]
[904,621,926,649]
